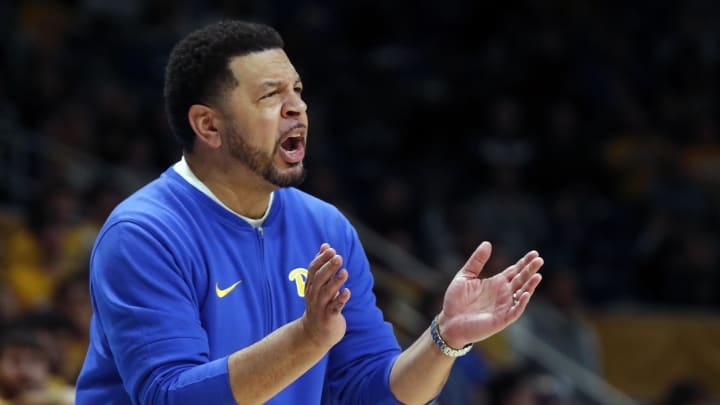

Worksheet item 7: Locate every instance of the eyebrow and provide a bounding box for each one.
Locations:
[259,77,303,90]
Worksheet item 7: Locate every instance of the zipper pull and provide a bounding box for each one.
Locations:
[257,226,264,238]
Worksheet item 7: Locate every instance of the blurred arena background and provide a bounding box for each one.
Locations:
[0,1,719,404]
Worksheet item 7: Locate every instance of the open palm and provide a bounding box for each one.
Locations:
[437,242,543,348]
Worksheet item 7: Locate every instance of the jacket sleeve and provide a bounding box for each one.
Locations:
[89,220,236,405]
[323,217,404,404]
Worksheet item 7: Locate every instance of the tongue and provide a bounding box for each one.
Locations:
[279,142,305,164]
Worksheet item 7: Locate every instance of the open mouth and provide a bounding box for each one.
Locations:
[281,135,302,152]
[279,133,305,164]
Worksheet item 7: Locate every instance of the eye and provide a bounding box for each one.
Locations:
[294,86,303,94]
[261,90,279,99]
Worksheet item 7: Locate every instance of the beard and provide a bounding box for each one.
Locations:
[225,121,306,188]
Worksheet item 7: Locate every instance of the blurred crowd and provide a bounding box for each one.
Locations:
[1,0,719,403]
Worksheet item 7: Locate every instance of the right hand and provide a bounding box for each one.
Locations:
[300,243,351,349]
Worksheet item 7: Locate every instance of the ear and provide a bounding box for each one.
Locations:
[188,104,223,149]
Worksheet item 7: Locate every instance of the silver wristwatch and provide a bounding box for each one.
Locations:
[430,315,473,357]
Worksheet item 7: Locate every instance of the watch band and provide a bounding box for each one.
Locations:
[431,315,473,357]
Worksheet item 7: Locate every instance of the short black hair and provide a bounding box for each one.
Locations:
[164,20,284,151]
[0,329,49,361]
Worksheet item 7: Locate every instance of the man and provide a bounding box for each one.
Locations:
[0,329,74,405]
[76,20,543,404]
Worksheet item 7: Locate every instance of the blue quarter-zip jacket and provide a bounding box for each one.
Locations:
[76,167,402,404]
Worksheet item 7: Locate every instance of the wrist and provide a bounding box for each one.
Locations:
[297,312,345,353]
[297,316,331,351]
[431,313,472,357]
[436,312,465,349]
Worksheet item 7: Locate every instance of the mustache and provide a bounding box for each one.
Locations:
[282,122,307,137]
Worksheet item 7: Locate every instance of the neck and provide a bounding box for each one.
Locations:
[185,153,275,219]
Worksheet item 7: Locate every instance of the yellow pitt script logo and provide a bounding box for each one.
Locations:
[288,268,308,297]
[215,280,242,298]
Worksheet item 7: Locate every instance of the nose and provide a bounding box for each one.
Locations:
[282,92,307,118]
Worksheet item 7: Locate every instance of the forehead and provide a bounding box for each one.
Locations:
[228,49,299,88]
[1,345,46,360]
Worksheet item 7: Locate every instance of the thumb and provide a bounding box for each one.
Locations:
[456,241,492,279]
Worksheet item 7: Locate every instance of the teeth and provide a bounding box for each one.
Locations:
[288,133,301,138]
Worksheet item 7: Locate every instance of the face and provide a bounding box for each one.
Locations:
[0,346,49,398]
[220,49,308,188]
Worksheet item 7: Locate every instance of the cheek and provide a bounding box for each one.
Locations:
[0,362,11,378]
[27,362,49,380]
[256,115,281,146]
[232,106,281,149]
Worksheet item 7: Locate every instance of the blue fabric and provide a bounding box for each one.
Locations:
[76,167,402,404]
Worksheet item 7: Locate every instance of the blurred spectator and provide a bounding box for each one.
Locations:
[0,285,21,329]
[51,271,91,383]
[366,173,423,256]
[530,373,573,405]
[9,313,76,387]
[475,97,535,174]
[74,182,123,254]
[507,268,602,374]
[447,167,548,271]
[485,368,572,405]
[3,186,87,312]
[0,329,74,405]
[486,368,537,405]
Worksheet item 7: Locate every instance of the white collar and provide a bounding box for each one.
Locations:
[172,156,273,228]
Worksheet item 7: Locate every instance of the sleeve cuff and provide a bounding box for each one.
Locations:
[163,355,235,404]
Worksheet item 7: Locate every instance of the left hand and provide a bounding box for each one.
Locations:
[437,241,543,349]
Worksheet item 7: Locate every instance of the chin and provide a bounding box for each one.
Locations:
[267,164,306,188]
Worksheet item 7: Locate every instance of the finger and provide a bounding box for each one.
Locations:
[306,247,337,296]
[329,288,351,314]
[318,268,348,303]
[516,274,542,307]
[456,241,492,279]
[308,247,336,277]
[317,243,330,256]
[313,243,332,262]
[515,272,542,298]
[510,274,542,322]
[312,254,344,290]
[510,257,544,291]
[504,250,540,282]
